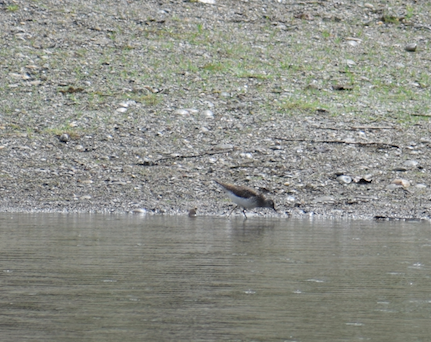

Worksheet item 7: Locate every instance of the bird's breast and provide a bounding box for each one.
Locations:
[227,192,257,209]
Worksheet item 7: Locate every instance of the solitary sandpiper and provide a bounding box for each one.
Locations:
[215,180,276,218]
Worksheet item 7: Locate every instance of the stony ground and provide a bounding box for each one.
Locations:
[1,0,431,220]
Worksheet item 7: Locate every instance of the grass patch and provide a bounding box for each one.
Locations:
[201,62,226,72]
[6,4,19,12]
[125,93,161,106]
[44,127,82,140]
[279,98,326,113]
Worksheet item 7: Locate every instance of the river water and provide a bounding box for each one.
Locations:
[1,213,431,341]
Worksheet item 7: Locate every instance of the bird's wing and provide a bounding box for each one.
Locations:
[215,181,259,198]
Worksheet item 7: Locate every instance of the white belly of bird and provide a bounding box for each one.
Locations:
[227,192,257,209]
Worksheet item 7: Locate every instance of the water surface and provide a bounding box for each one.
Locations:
[1,213,431,341]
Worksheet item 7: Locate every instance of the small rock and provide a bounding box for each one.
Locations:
[174,109,189,116]
[347,40,359,47]
[59,133,69,143]
[186,108,199,114]
[405,43,417,52]
[346,37,362,43]
[337,175,352,184]
[197,0,215,4]
[202,110,214,119]
[353,175,373,184]
[9,72,23,79]
[392,167,408,172]
[116,107,127,113]
[188,208,197,217]
[415,184,427,189]
[314,196,335,203]
[119,101,130,108]
[392,178,410,188]
[213,143,234,150]
[346,59,356,67]
[80,195,92,200]
[132,208,147,214]
[403,160,419,168]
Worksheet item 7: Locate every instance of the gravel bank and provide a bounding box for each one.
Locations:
[1,0,431,220]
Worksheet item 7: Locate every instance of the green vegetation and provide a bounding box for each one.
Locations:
[1,0,430,139]
[6,4,19,11]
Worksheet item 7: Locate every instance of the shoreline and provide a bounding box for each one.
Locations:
[1,1,431,222]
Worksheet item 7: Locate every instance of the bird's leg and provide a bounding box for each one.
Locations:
[228,205,238,217]
[242,209,248,219]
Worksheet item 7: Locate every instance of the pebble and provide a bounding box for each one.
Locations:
[346,59,356,67]
[197,0,215,4]
[80,195,92,200]
[314,196,335,203]
[119,101,135,108]
[392,178,410,188]
[186,108,199,114]
[132,208,147,214]
[240,152,253,159]
[337,175,352,184]
[174,109,189,116]
[202,110,214,119]
[116,107,127,113]
[347,40,359,47]
[415,184,427,189]
[352,175,373,184]
[405,43,417,52]
[214,143,234,150]
[403,160,419,168]
[59,133,69,142]
[346,37,362,43]
[392,167,408,172]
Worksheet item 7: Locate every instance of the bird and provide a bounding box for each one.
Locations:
[214,180,276,218]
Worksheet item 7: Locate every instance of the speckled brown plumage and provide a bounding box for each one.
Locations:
[215,180,276,218]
